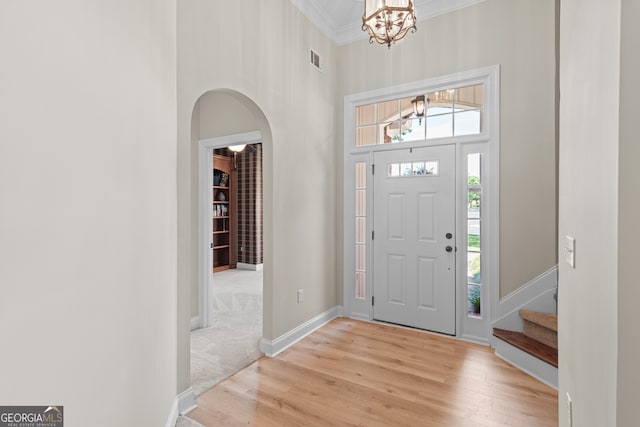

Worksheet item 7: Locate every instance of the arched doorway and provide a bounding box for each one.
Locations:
[188,89,273,396]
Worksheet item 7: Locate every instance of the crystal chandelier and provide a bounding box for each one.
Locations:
[362,0,417,49]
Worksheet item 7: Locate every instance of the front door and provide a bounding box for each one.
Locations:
[373,144,456,335]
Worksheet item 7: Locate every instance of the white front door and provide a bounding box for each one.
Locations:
[373,144,456,335]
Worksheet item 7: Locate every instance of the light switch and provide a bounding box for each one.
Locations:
[565,236,575,268]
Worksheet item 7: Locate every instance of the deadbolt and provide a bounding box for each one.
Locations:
[445,246,453,253]
[445,233,453,239]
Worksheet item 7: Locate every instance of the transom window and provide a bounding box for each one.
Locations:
[355,84,484,147]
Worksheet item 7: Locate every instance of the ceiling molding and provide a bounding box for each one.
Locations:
[291,0,486,46]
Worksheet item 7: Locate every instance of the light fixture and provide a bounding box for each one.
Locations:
[228,145,246,169]
[362,0,417,49]
[412,95,427,124]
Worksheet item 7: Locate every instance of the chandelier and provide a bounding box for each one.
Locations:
[362,0,417,49]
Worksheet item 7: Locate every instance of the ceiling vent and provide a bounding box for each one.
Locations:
[310,49,321,71]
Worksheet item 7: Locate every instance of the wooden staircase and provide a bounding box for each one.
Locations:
[493,310,558,386]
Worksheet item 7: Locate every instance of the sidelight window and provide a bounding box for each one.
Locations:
[355,162,367,299]
[467,153,482,318]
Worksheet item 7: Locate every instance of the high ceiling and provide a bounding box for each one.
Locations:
[289,0,486,46]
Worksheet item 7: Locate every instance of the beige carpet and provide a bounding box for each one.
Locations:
[178,269,263,426]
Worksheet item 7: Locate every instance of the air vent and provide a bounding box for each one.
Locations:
[310,49,321,71]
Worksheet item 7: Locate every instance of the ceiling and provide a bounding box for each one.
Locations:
[289,0,486,46]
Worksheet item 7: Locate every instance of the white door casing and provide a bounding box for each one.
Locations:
[373,145,456,334]
[343,66,500,344]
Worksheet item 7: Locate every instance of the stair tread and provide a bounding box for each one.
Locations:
[520,309,558,332]
[493,328,558,368]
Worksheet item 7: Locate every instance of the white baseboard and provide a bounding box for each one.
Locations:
[260,306,342,357]
[165,396,179,427]
[492,266,557,333]
[494,338,558,390]
[165,388,198,427]
[237,262,263,271]
[178,387,197,415]
[190,316,201,331]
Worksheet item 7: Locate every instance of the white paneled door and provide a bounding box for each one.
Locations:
[373,145,456,335]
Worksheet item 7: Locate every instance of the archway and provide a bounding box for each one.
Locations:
[187,89,273,396]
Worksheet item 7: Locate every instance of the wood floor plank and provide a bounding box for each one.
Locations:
[185,318,558,427]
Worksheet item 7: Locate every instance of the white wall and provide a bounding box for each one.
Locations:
[338,0,558,298]
[0,2,177,426]
[617,0,640,424]
[558,0,621,426]
[177,0,339,393]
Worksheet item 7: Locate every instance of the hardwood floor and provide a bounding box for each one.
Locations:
[186,319,558,427]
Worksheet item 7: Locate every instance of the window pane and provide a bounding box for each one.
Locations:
[427,114,453,139]
[400,118,426,142]
[468,191,481,215]
[356,244,366,271]
[356,162,367,189]
[355,161,367,300]
[400,96,416,118]
[388,163,400,177]
[424,161,439,175]
[427,90,454,115]
[355,271,366,299]
[468,221,480,251]
[454,110,481,136]
[468,153,481,186]
[400,162,412,176]
[381,121,404,143]
[467,284,481,318]
[455,84,483,110]
[356,189,366,216]
[355,217,366,244]
[377,100,400,123]
[356,125,376,147]
[356,103,376,126]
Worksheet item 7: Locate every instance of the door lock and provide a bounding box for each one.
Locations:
[445,233,453,239]
[445,246,453,253]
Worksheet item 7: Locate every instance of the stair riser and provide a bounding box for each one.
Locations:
[523,320,557,349]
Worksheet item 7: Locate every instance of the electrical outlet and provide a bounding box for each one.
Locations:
[567,392,573,427]
[297,289,303,303]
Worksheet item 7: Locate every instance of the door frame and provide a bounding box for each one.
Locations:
[196,130,262,330]
[342,66,500,344]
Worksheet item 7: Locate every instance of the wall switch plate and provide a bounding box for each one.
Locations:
[297,289,303,303]
[565,236,575,268]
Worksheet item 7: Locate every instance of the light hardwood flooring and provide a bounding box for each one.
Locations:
[186,318,558,427]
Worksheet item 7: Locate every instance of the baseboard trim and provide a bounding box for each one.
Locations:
[165,388,198,427]
[260,306,342,357]
[237,262,263,271]
[492,266,557,334]
[499,266,558,317]
[178,387,197,415]
[165,396,179,427]
[190,316,201,331]
[494,337,558,390]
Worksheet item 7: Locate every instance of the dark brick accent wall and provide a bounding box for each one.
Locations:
[236,143,263,265]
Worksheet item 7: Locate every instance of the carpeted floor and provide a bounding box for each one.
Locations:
[177,268,263,426]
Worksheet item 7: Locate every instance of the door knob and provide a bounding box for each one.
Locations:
[445,246,453,253]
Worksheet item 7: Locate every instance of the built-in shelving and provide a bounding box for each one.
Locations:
[212,154,236,272]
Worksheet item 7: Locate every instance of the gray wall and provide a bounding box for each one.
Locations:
[0,1,178,425]
[178,0,340,394]
[558,0,621,425]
